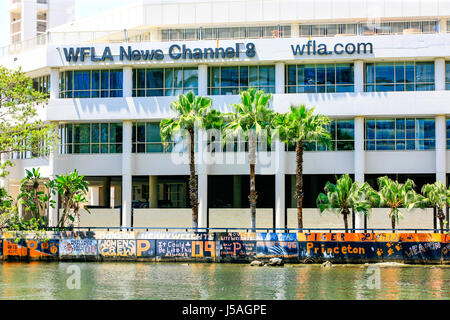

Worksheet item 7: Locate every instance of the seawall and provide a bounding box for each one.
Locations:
[1,231,449,264]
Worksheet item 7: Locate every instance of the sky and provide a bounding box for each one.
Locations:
[0,0,137,47]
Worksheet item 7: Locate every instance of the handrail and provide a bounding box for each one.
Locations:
[9,226,445,233]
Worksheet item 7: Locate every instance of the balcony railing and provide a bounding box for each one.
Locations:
[0,20,444,58]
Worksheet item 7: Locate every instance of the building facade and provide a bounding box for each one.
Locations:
[1,0,449,230]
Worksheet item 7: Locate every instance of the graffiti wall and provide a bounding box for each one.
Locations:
[0,231,448,263]
[60,239,98,258]
[2,238,59,261]
[256,233,299,260]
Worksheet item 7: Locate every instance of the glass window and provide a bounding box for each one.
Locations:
[208,65,275,95]
[132,122,188,153]
[60,70,123,98]
[365,118,435,150]
[286,63,354,93]
[60,123,122,154]
[32,75,50,96]
[132,67,198,97]
[445,62,450,90]
[365,62,435,92]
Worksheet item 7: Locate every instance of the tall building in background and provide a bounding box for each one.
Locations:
[8,0,75,45]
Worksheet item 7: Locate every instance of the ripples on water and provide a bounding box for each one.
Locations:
[0,262,448,300]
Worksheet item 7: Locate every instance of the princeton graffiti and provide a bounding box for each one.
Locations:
[256,233,298,259]
[3,239,59,259]
[137,240,156,257]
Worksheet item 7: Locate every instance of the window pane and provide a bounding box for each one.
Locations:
[183,68,198,89]
[110,123,122,143]
[73,71,90,91]
[336,64,353,85]
[415,62,434,83]
[221,67,239,87]
[259,66,275,87]
[376,119,395,140]
[376,63,395,83]
[73,124,90,144]
[146,123,161,143]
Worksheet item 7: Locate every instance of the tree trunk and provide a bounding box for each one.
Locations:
[342,209,349,233]
[437,208,445,234]
[188,128,198,229]
[296,140,304,229]
[248,131,257,232]
[391,210,396,233]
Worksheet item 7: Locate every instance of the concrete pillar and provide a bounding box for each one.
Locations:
[354,60,364,93]
[354,116,365,231]
[89,187,99,206]
[291,23,300,37]
[149,175,158,208]
[439,18,447,33]
[275,62,285,94]
[233,175,242,208]
[435,58,446,91]
[123,67,133,98]
[150,28,161,41]
[49,68,59,100]
[197,129,208,229]
[122,120,133,228]
[48,122,59,227]
[435,115,447,184]
[198,64,208,96]
[275,139,286,230]
[102,177,111,208]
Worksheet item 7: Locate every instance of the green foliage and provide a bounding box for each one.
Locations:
[419,181,450,232]
[316,174,372,232]
[17,168,54,222]
[0,66,58,178]
[369,176,423,231]
[160,91,214,147]
[53,169,89,227]
[274,105,331,148]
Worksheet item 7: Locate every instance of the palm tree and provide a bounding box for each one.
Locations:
[369,176,423,232]
[275,105,331,229]
[222,88,273,231]
[419,181,450,233]
[316,174,372,232]
[160,91,213,229]
[53,170,90,227]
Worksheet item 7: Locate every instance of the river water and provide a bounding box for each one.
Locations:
[0,262,448,300]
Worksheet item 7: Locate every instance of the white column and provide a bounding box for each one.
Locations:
[198,64,208,96]
[123,67,133,98]
[275,62,285,94]
[275,139,286,230]
[122,120,133,228]
[291,24,299,37]
[439,18,447,33]
[354,116,365,232]
[435,115,447,184]
[354,60,364,93]
[435,58,446,91]
[48,122,59,227]
[149,176,158,208]
[197,129,208,229]
[49,68,59,100]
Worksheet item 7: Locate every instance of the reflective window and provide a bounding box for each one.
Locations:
[299,23,358,37]
[446,62,450,90]
[162,25,291,41]
[365,62,434,92]
[59,70,123,98]
[132,122,192,153]
[60,123,123,154]
[286,120,354,151]
[32,75,50,96]
[208,65,275,95]
[365,118,435,150]
[132,67,198,97]
[286,64,354,93]
[447,119,450,150]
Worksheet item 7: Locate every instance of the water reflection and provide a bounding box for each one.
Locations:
[0,263,448,300]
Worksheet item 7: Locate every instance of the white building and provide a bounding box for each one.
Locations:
[0,0,449,231]
[7,0,75,46]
